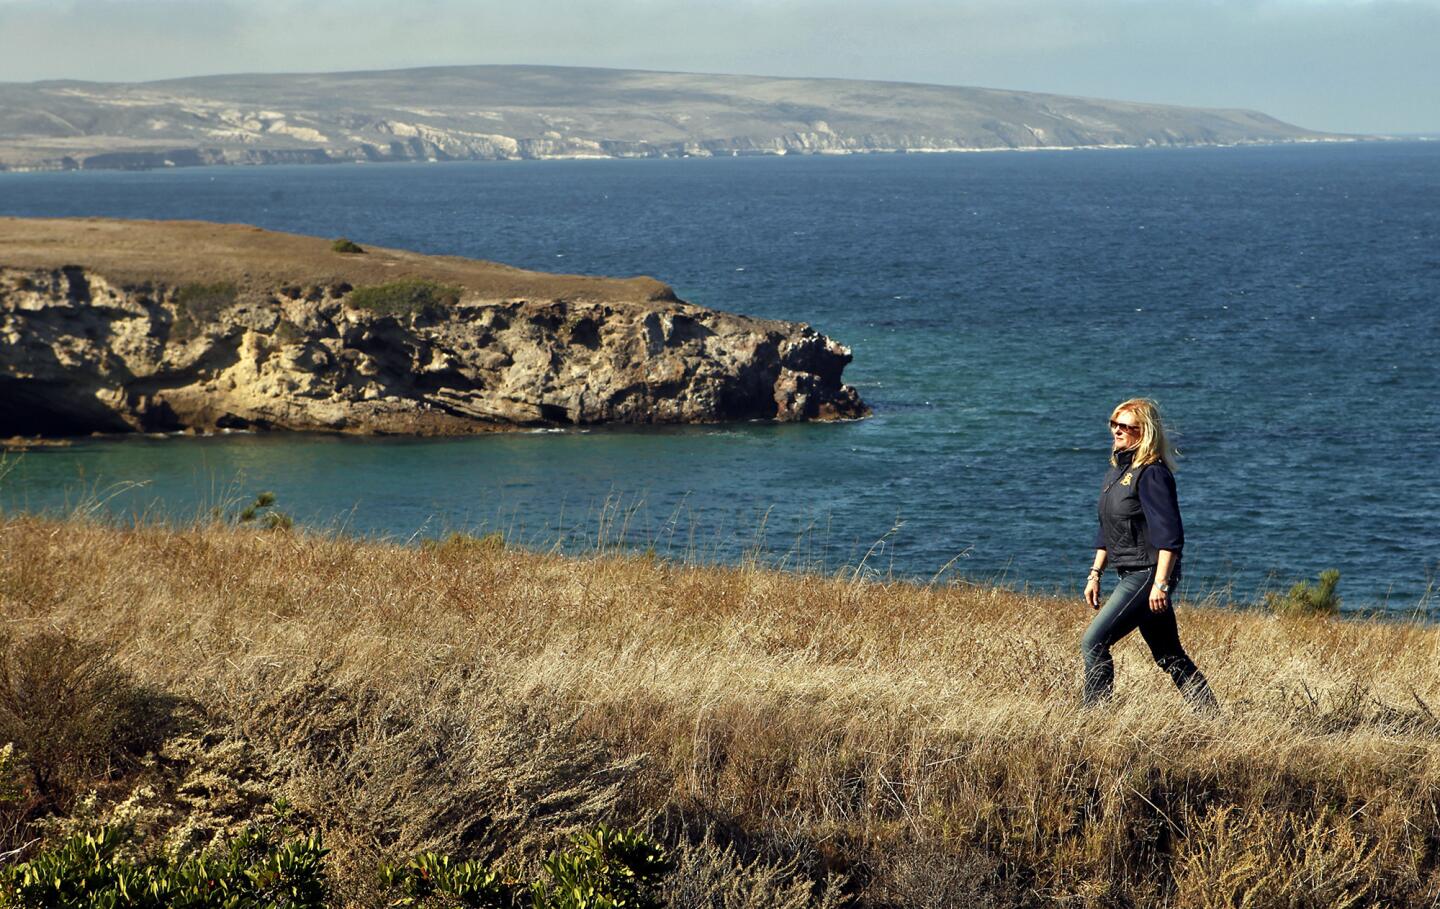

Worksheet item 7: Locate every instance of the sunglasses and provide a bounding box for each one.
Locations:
[1109,420,1141,434]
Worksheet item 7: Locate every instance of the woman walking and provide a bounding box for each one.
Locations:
[1082,398,1216,710]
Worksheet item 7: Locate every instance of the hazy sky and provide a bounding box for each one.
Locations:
[0,0,1435,135]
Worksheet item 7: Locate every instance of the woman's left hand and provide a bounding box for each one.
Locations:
[1149,586,1170,612]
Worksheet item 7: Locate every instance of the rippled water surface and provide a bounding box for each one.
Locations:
[2,144,1437,608]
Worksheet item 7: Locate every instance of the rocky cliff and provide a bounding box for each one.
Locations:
[0,218,867,436]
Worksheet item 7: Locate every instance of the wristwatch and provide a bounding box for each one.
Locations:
[1155,580,1172,594]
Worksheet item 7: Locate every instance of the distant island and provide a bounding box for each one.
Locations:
[0,217,867,436]
[0,64,1355,172]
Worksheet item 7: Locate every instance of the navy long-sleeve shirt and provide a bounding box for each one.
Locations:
[1093,462,1185,552]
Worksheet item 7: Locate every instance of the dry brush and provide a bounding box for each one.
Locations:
[1,515,1438,907]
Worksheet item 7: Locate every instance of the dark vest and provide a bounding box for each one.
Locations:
[1098,450,1158,571]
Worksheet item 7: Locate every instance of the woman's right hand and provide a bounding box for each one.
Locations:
[1085,577,1102,608]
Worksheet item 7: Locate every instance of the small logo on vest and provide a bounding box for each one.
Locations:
[1120,471,1133,486]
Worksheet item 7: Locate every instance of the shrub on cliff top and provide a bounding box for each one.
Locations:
[173,281,237,316]
[330,238,365,254]
[346,279,462,316]
[171,281,238,340]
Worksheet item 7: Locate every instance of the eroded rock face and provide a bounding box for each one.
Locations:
[0,267,868,436]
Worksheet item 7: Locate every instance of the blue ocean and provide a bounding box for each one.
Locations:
[2,143,1437,610]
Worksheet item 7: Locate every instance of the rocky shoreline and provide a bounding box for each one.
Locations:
[0,218,867,437]
[0,136,1363,175]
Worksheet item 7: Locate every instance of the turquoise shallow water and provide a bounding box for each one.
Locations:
[2,143,1438,609]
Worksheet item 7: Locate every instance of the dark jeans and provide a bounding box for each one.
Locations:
[1081,566,1217,711]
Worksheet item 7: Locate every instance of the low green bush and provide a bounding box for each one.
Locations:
[1265,568,1342,617]
[0,632,164,808]
[331,238,365,254]
[531,826,671,909]
[379,852,515,907]
[1,825,667,909]
[0,824,329,908]
[380,826,671,909]
[347,280,462,317]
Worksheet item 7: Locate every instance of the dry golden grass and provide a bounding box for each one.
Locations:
[0,217,675,304]
[3,514,1440,907]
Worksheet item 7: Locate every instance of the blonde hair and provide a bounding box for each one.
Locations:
[1110,397,1180,470]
